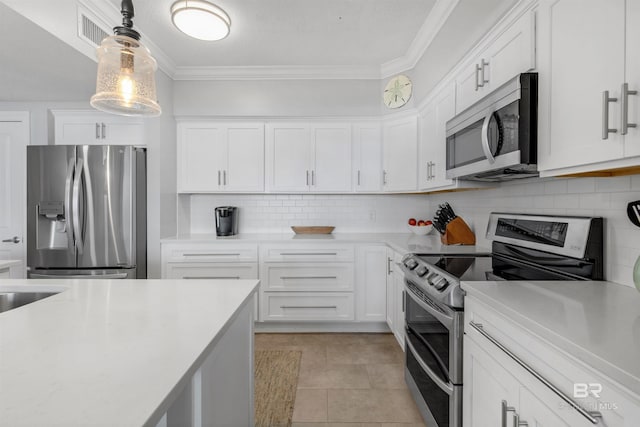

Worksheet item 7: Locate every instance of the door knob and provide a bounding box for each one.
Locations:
[2,236,21,243]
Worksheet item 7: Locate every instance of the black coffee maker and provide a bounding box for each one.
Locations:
[215,206,238,236]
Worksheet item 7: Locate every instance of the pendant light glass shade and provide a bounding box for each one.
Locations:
[90,35,161,117]
[171,1,231,41]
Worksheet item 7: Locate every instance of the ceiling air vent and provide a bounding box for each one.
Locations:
[77,5,111,48]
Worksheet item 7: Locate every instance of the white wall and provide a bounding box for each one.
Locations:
[173,79,381,117]
[427,176,640,289]
[189,194,430,234]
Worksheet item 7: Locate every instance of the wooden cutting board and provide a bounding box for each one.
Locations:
[291,226,335,234]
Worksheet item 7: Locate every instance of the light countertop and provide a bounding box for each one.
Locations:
[0,259,21,270]
[0,278,259,426]
[462,280,640,397]
[162,232,491,256]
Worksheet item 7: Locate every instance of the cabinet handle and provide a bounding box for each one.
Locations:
[602,90,618,139]
[306,170,309,185]
[311,170,315,186]
[223,170,227,185]
[387,257,393,275]
[501,401,516,427]
[101,123,106,139]
[280,305,337,309]
[474,64,480,91]
[218,170,221,186]
[183,276,240,279]
[357,170,361,186]
[480,59,489,86]
[280,276,337,280]
[279,252,337,256]
[383,170,387,185]
[182,253,241,257]
[402,290,405,313]
[470,322,602,424]
[431,162,436,180]
[95,123,100,139]
[514,413,528,426]
[621,82,638,135]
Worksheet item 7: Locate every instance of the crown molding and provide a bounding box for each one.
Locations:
[380,0,460,79]
[172,65,381,81]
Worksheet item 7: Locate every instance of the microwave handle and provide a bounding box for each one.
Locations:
[481,111,496,164]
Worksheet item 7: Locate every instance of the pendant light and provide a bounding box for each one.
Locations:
[90,0,161,117]
[171,1,231,41]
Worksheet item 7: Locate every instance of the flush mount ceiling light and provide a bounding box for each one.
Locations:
[171,0,231,41]
[90,0,161,117]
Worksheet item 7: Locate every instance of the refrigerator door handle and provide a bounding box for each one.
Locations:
[30,272,129,279]
[72,158,84,253]
[64,159,75,244]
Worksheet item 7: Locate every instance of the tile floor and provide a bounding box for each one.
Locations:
[254,333,428,427]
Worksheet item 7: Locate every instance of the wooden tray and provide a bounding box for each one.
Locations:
[291,226,335,234]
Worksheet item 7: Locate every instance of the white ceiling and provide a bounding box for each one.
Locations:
[107,0,436,68]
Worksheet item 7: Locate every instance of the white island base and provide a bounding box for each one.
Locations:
[0,279,258,427]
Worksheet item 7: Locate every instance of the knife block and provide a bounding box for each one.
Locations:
[441,217,476,245]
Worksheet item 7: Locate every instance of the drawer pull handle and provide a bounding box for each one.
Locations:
[469,322,602,424]
[280,276,337,280]
[501,400,516,427]
[280,305,338,309]
[183,276,240,279]
[182,253,241,257]
[278,252,338,256]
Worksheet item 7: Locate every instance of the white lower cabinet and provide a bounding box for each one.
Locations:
[355,245,387,322]
[385,249,405,349]
[259,244,355,322]
[464,296,639,427]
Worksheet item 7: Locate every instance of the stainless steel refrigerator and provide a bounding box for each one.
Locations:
[27,145,146,279]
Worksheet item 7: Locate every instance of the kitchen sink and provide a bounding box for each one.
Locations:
[0,292,59,314]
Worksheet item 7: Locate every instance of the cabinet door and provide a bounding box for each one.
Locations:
[624,0,640,157]
[392,252,405,349]
[517,387,577,427]
[385,250,395,332]
[102,120,144,145]
[382,116,418,192]
[353,123,383,192]
[463,336,520,427]
[537,0,625,171]
[419,85,456,190]
[311,124,352,192]
[178,123,226,192]
[226,123,265,192]
[265,124,311,192]
[55,116,102,144]
[484,10,535,93]
[455,59,486,114]
[355,246,387,322]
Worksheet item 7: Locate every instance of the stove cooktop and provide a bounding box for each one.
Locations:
[416,254,494,282]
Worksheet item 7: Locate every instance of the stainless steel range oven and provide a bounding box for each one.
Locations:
[401,213,604,427]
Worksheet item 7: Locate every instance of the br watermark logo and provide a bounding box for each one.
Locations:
[559,383,619,411]
[573,383,602,398]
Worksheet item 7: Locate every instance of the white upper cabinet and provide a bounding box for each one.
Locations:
[266,122,352,193]
[625,0,640,158]
[311,124,352,192]
[537,0,626,173]
[382,115,418,192]
[455,9,536,113]
[178,121,264,193]
[418,85,456,190]
[52,110,144,145]
[352,123,383,192]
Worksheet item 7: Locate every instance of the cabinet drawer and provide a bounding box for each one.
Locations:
[164,263,258,280]
[262,293,354,321]
[163,243,258,263]
[261,245,354,262]
[264,263,353,291]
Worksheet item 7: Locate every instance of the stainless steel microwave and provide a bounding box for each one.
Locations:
[445,73,538,181]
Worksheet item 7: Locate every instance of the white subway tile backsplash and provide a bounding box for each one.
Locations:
[544,179,568,194]
[566,177,596,194]
[595,176,631,193]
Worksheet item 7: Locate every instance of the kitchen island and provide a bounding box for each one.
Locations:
[0,278,259,427]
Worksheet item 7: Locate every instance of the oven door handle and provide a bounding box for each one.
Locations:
[405,282,455,330]
[481,111,497,164]
[405,333,454,395]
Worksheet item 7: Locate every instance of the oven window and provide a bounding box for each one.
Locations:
[406,347,450,427]
[406,291,450,375]
[495,218,568,247]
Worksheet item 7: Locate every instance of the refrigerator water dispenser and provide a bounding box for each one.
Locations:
[36,201,68,249]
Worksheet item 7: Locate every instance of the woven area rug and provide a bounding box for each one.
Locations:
[255,350,302,427]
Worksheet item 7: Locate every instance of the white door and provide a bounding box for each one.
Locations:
[624,0,640,157]
[353,123,383,192]
[226,123,265,192]
[419,100,437,189]
[178,123,226,192]
[311,124,352,192]
[463,336,520,427]
[455,58,486,114]
[0,112,28,277]
[355,245,387,322]
[265,124,311,192]
[101,119,144,145]
[430,85,456,188]
[537,0,626,171]
[382,116,418,192]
